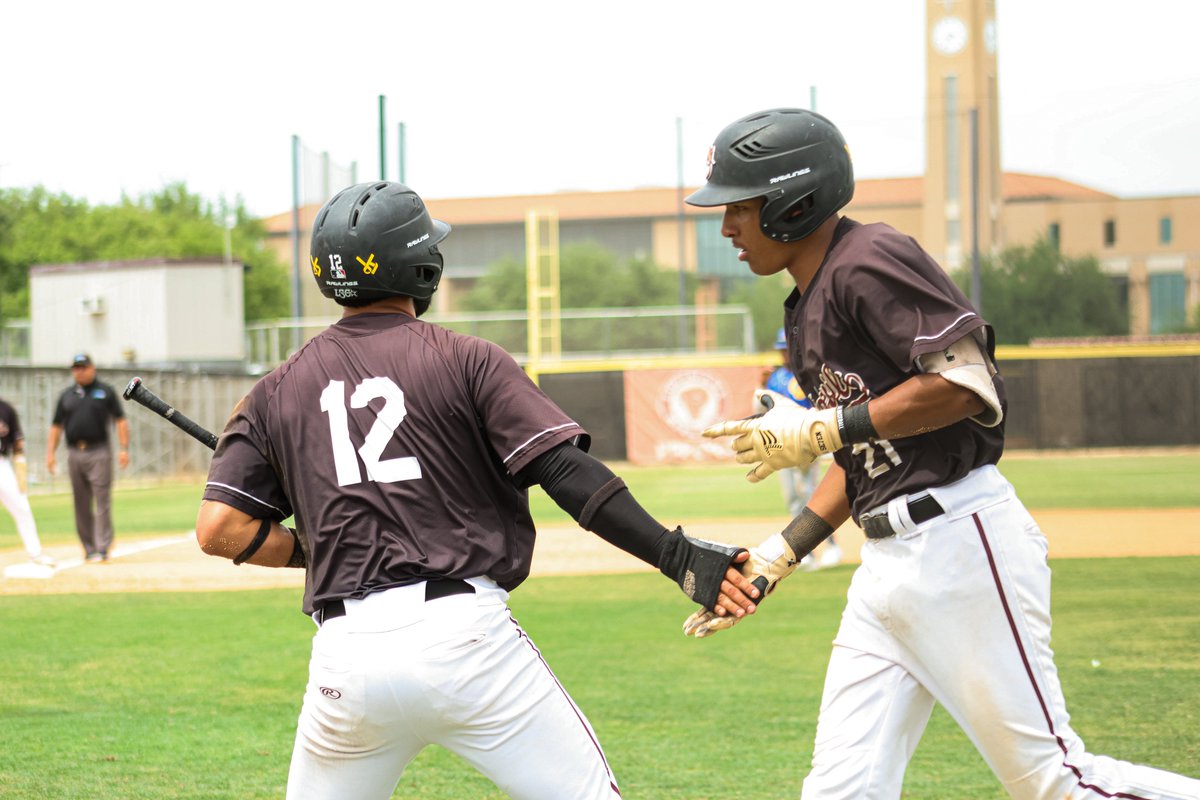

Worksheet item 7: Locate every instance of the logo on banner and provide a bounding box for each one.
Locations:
[659,372,727,436]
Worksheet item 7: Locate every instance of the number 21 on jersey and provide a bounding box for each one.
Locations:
[320,377,422,486]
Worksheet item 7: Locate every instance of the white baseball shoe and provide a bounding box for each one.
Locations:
[30,553,57,567]
[818,542,843,569]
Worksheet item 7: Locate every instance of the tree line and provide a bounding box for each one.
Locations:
[2,183,1176,343]
[0,184,290,323]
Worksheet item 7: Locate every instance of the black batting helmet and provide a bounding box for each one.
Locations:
[310,182,450,313]
[686,108,854,243]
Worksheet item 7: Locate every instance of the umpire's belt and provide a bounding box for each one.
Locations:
[315,578,475,625]
[859,494,945,539]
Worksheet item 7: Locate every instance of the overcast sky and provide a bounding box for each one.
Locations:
[2,1,1198,218]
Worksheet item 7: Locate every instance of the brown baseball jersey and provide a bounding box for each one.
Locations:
[203,312,588,615]
[782,217,1006,519]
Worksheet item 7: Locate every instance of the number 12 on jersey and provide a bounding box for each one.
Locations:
[320,377,422,486]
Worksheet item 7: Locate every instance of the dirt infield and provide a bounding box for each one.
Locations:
[2,508,1197,597]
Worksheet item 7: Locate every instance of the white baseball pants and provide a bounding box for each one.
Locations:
[802,465,1199,800]
[0,455,43,557]
[286,578,621,799]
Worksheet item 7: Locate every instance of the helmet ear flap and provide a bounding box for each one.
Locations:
[762,192,817,242]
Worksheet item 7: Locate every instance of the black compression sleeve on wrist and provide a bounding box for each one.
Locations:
[837,402,878,445]
[519,443,668,566]
[285,527,306,569]
[780,507,835,560]
[233,518,272,565]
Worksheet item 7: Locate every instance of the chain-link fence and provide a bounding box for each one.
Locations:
[245,305,755,366]
[0,366,257,493]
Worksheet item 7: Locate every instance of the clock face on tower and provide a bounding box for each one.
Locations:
[932,16,968,55]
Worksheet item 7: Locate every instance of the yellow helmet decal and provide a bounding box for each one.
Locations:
[356,253,380,275]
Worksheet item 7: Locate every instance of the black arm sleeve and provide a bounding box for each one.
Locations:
[517,442,670,567]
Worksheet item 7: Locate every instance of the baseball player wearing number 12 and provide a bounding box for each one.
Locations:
[194,181,760,799]
[685,109,1199,799]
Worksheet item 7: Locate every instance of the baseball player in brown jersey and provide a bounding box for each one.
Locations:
[193,181,760,800]
[682,109,1199,799]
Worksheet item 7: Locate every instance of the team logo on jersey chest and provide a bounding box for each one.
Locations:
[815,363,869,409]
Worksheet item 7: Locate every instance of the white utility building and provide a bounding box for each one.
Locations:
[29,257,245,367]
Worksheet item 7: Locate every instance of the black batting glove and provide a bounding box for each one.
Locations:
[657,527,747,610]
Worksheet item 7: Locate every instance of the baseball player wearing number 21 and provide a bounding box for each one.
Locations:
[193,182,760,799]
[685,109,1199,800]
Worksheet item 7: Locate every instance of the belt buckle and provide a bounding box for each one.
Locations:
[860,510,895,539]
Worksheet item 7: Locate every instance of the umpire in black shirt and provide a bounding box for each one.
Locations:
[46,353,130,562]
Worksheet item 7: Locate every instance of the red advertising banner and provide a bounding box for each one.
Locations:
[623,366,765,464]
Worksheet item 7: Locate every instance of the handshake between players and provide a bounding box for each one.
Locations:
[685,394,843,638]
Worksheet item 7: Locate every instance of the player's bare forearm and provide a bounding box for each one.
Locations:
[195,500,298,568]
[867,374,986,440]
[806,462,851,532]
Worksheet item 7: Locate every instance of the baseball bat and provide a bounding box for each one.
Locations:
[122,377,219,451]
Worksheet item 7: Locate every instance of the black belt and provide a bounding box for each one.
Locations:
[860,494,945,539]
[70,441,107,450]
[315,578,475,625]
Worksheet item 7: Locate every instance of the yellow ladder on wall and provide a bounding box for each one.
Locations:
[525,209,561,384]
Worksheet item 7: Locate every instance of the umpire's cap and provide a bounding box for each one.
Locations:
[687,108,854,243]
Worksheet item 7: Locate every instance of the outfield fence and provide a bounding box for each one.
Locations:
[2,332,1198,483]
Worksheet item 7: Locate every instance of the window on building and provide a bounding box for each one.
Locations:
[1048,222,1060,250]
[1159,216,1172,245]
[1103,219,1116,247]
[694,217,744,277]
[1149,273,1187,333]
[944,76,959,205]
[946,218,961,252]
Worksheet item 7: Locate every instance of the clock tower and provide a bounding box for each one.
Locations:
[923,0,1002,268]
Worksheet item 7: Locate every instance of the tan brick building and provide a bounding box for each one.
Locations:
[263,0,1198,335]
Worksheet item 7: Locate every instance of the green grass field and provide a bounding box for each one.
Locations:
[1,563,1197,799]
[4,452,1199,544]
[1,452,1197,798]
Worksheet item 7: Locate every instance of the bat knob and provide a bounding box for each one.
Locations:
[122,377,142,400]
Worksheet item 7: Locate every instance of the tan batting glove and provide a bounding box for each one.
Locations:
[703,403,842,483]
[683,533,801,639]
[751,388,789,415]
[13,454,28,494]
[682,606,737,638]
